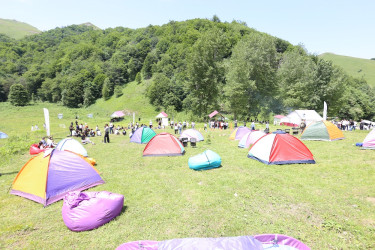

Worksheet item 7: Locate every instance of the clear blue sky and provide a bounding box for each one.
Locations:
[0,0,374,59]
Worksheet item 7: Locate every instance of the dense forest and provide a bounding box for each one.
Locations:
[0,17,374,120]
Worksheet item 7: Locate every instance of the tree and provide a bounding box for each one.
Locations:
[8,83,29,106]
[83,81,96,107]
[102,78,111,100]
[186,28,227,117]
[225,34,279,118]
[114,85,123,97]
[135,72,142,84]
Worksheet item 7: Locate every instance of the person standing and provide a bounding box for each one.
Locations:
[109,122,114,134]
[251,121,255,130]
[69,122,74,136]
[174,123,178,134]
[104,124,110,143]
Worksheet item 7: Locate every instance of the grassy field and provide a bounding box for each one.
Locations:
[0,18,41,39]
[320,53,375,88]
[1,100,375,249]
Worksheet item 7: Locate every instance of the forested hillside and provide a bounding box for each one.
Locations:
[0,18,374,120]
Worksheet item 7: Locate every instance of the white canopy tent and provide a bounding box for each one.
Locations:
[282,110,323,127]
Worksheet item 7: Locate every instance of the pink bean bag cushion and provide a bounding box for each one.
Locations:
[62,191,124,231]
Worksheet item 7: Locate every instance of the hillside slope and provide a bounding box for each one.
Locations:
[320,53,375,87]
[0,18,40,39]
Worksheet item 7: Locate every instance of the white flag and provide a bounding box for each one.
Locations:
[43,108,50,136]
[323,101,327,121]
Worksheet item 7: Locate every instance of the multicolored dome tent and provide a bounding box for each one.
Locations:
[130,126,156,144]
[248,133,315,165]
[229,126,251,140]
[238,131,266,148]
[188,150,221,170]
[301,121,344,141]
[0,131,8,139]
[11,150,104,206]
[116,234,310,250]
[143,132,185,157]
[56,138,88,157]
[180,129,204,141]
[362,129,375,149]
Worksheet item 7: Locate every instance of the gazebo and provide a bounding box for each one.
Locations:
[208,110,225,120]
[156,112,169,126]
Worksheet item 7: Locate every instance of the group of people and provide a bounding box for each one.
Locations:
[38,136,56,149]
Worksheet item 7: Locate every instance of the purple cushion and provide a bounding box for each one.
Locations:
[62,191,124,231]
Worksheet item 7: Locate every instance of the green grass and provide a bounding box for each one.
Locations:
[320,53,375,88]
[1,99,375,248]
[0,18,40,39]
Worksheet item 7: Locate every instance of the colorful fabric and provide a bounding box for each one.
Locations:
[362,129,375,149]
[180,129,204,141]
[238,131,266,148]
[130,127,156,144]
[188,150,221,170]
[56,138,88,157]
[11,150,104,206]
[301,121,344,141]
[143,132,185,157]
[248,134,315,165]
[116,234,310,250]
[0,131,8,138]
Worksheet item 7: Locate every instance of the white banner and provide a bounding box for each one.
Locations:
[323,101,327,121]
[43,108,50,136]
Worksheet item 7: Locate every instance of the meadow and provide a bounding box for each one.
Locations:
[320,53,375,88]
[0,102,375,249]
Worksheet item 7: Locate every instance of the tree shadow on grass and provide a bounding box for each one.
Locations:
[0,171,18,177]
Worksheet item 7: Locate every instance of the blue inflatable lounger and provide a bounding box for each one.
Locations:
[188,150,222,171]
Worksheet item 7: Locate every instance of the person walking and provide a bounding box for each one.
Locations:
[104,124,110,143]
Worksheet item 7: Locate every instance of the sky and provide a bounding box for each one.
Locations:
[0,0,374,59]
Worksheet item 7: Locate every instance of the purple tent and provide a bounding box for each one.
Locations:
[116,234,310,250]
[11,150,104,206]
[62,191,124,231]
[235,127,252,140]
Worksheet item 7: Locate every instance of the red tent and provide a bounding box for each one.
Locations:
[143,132,185,157]
[248,133,315,165]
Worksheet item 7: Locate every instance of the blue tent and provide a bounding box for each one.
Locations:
[0,131,8,139]
[188,150,221,170]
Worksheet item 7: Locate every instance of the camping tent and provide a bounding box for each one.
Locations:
[156,112,169,126]
[281,110,322,127]
[0,131,8,138]
[301,121,344,141]
[130,126,156,144]
[11,150,104,206]
[110,111,125,118]
[180,129,204,141]
[248,133,315,165]
[362,129,375,149]
[143,132,185,157]
[188,150,221,170]
[229,126,251,140]
[56,138,88,157]
[238,131,266,148]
